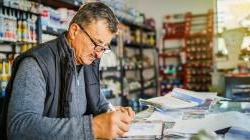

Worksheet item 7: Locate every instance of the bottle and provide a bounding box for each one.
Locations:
[17,12,22,42]
[27,14,32,42]
[0,60,9,96]
[3,8,11,41]
[22,13,28,42]
[10,10,17,41]
[30,15,37,43]
[0,8,3,39]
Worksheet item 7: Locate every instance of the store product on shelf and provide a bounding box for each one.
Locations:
[159,65,184,95]
[100,0,144,25]
[40,5,76,32]
[20,44,35,53]
[128,80,141,93]
[161,11,213,92]
[184,34,213,91]
[100,51,119,68]
[0,7,37,43]
[123,53,142,69]
[17,13,37,43]
[142,31,155,46]
[101,79,121,97]
[0,60,11,96]
[0,7,16,42]
[2,0,40,13]
[160,64,182,75]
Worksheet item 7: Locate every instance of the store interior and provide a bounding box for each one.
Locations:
[0,0,249,112]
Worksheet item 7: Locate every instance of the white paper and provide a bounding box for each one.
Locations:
[147,111,182,122]
[167,111,250,134]
[142,88,222,110]
[147,94,199,109]
[123,121,163,137]
[172,88,221,101]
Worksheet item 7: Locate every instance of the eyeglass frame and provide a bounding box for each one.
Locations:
[77,24,111,54]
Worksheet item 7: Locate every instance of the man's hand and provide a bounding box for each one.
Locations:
[115,106,135,119]
[92,110,134,139]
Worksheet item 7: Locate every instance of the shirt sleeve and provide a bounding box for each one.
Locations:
[98,90,110,113]
[7,57,93,140]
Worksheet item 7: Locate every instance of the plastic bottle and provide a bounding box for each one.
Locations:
[0,8,3,39]
[22,14,28,42]
[3,9,10,41]
[17,12,22,42]
[30,15,37,43]
[10,10,17,41]
[0,60,9,96]
[27,14,32,42]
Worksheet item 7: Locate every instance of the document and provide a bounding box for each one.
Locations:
[146,110,182,122]
[166,111,250,134]
[123,121,163,137]
[140,88,221,110]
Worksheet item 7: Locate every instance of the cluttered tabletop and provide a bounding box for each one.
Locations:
[118,88,250,140]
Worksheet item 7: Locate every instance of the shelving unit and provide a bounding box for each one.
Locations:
[159,14,185,95]
[183,10,214,91]
[120,22,158,111]
[0,0,41,97]
[160,10,214,94]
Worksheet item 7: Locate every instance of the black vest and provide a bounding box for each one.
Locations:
[0,34,108,139]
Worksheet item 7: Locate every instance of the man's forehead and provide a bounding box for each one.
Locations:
[86,20,113,44]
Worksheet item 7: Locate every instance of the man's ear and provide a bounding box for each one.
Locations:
[68,23,79,40]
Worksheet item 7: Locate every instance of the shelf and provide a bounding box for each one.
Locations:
[30,0,81,10]
[124,42,141,49]
[142,45,157,49]
[124,66,142,71]
[100,66,120,72]
[117,17,155,32]
[124,42,156,49]
[144,85,156,90]
[42,27,66,36]
[0,4,39,16]
[159,53,180,58]
[0,40,37,44]
[143,66,155,70]
[143,77,156,83]
[129,88,142,94]
[162,47,182,51]
[104,94,117,99]
[101,76,120,81]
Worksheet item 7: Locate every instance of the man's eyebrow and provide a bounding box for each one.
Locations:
[95,38,110,46]
[96,39,103,44]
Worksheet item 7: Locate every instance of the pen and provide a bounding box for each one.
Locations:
[219,99,250,102]
[108,103,116,112]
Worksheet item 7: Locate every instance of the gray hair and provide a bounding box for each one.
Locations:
[70,2,119,33]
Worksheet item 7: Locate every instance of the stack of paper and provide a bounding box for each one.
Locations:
[140,88,221,111]
[166,111,250,135]
[122,121,163,138]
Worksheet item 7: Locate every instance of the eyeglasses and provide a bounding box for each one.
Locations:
[77,24,111,54]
